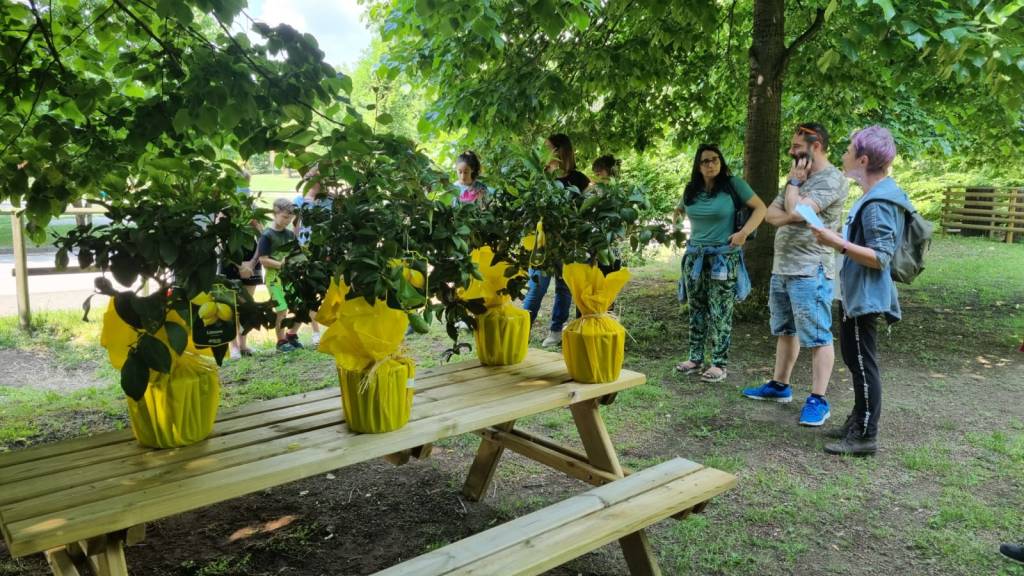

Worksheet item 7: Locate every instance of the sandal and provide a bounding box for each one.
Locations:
[700,366,728,382]
[674,360,703,374]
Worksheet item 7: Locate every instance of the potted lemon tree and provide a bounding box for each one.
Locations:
[279,136,480,433]
[55,181,275,447]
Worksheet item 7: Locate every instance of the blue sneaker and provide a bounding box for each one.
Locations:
[799,395,831,427]
[742,381,793,403]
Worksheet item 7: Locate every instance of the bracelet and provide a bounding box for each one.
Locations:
[840,241,849,254]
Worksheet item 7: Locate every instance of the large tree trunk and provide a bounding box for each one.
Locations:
[743,3,825,293]
[742,0,786,292]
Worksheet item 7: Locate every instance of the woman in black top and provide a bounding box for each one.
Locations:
[522,134,588,347]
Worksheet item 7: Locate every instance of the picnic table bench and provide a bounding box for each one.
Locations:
[0,349,734,575]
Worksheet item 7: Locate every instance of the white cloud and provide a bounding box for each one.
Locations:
[245,0,372,69]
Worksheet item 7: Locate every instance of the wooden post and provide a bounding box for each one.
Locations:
[462,420,516,502]
[571,400,661,576]
[1008,189,1019,244]
[11,213,31,331]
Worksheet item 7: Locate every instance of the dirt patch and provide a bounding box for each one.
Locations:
[0,349,102,392]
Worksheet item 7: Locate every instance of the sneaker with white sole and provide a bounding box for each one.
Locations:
[798,395,831,426]
[541,330,562,347]
[742,381,793,403]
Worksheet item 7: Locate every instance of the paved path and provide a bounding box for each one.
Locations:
[0,251,124,317]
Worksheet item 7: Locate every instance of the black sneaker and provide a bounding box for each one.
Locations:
[1001,543,1024,564]
[824,429,878,457]
[826,413,857,439]
[276,339,296,353]
[286,333,304,349]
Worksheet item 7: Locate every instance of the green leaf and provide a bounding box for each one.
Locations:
[940,26,968,46]
[121,350,150,401]
[164,322,188,355]
[872,0,895,21]
[376,113,394,125]
[137,333,172,373]
[197,105,219,134]
[172,108,191,134]
[159,241,179,265]
[111,252,139,287]
[55,248,70,270]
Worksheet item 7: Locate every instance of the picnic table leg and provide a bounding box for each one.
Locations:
[570,400,662,576]
[44,547,82,576]
[462,420,516,502]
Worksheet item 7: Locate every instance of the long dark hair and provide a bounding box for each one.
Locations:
[683,143,732,206]
[546,133,577,174]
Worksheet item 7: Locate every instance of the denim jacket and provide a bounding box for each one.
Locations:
[677,244,752,304]
[840,177,913,322]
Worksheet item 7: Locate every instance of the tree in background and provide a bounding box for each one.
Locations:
[365,0,1024,286]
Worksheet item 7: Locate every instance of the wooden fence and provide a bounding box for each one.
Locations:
[941,186,1024,243]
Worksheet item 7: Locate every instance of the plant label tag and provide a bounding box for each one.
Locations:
[191,284,238,347]
[796,204,824,229]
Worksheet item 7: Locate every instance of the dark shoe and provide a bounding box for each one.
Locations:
[1001,543,1024,564]
[239,348,255,357]
[825,413,857,439]
[824,430,877,457]
[276,339,296,353]
[286,333,304,349]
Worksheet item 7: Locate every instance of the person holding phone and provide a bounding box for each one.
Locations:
[743,123,849,429]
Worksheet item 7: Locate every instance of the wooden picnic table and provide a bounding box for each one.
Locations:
[0,349,659,575]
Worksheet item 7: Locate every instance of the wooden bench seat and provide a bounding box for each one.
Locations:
[375,457,736,575]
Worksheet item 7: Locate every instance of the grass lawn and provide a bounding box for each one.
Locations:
[0,218,76,251]
[0,235,1022,576]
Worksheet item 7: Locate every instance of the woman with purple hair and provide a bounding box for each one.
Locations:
[810,125,917,456]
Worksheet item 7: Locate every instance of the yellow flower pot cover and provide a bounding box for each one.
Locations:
[338,358,416,433]
[318,279,415,433]
[127,352,220,448]
[461,246,529,366]
[561,263,631,383]
[475,304,530,366]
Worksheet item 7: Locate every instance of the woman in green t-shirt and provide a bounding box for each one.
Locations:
[674,144,766,382]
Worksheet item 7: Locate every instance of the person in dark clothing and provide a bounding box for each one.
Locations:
[521,133,589,347]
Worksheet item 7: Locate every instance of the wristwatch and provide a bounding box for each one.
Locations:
[787,177,803,187]
[840,241,849,254]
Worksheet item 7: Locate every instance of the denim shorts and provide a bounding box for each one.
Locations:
[769,266,834,347]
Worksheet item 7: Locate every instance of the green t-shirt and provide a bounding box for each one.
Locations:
[257,226,296,284]
[676,176,755,246]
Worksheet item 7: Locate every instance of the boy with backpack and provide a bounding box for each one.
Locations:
[810,125,930,456]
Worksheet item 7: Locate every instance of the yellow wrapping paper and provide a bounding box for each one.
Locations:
[127,352,220,448]
[318,279,415,433]
[461,246,529,366]
[521,222,545,252]
[561,263,631,383]
[338,359,415,433]
[100,300,218,448]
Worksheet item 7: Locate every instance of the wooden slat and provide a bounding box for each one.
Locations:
[375,458,732,576]
[4,371,644,557]
[449,467,736,576]
[941,222,1024,233]
[475,427,622,487]
[942,199,1015,207]
[1,360,577,521]
[944,207,1023,217]
[0,351,560,473]
[942,189,1024,198]
[941,213,1021,224]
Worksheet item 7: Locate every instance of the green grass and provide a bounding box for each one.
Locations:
[0,218,77,250]
[250,172,303,192]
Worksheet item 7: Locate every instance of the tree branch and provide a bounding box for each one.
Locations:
[777,7,826,82]
[28,0,66,76]
[110,0,183,72]
[211,14,345,128]
[0,22,39,79]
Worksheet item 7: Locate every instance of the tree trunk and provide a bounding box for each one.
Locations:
[742,0,786,292]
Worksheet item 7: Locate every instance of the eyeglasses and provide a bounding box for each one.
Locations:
[700,157,721,166]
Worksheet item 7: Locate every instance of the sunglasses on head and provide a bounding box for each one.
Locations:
[797,126,820,141]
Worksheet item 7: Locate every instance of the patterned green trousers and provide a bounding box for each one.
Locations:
[682,251,739,368]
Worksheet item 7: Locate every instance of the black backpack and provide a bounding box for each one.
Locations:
[726,180,757,239]
[862,199,933,284]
